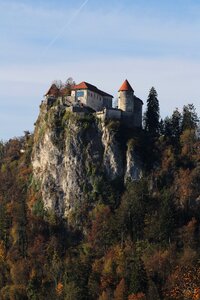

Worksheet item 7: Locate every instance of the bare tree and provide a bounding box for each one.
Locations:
[65,77,76,87]
[52,80,63,89]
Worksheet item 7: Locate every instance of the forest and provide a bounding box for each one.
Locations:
[0,88,200,300]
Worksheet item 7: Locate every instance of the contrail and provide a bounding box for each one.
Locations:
[42,0,89,55]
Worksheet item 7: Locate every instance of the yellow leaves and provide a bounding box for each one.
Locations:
[175,168,192,207]
[101,255,115,290]
[142,248,171,281]
[30,268,36,279]
[113,278,126,300]
[180,129,196,156]
[56,282,64,296]
[102,257,113,275]
[6,202,13,215]
[10,225,19,244]
[162,146,175,171]
[164,265,200,300]
[193,288,200,300]
[98,290,110,300]
[92,258,103,273]
[0,241,5,260]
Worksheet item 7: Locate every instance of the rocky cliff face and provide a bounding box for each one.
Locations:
[32,101,143,218]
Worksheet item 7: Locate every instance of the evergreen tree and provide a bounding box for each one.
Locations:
[163,116,173,138]
[129,257,148,295]
[182,104,199,131]
[0,141,4,161]
[145,87,160,136]
[159,119,165,135]
[171,108,182,140]
[164,108,182,149]
[163,109,182,149]
[159,191,176,242]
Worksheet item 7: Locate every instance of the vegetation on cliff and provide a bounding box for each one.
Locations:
[0,93,200,299]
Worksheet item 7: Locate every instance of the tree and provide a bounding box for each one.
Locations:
[0,141,4,161]
[118,181,149,241]
[88,205,118,254]
[165,108,182,150]
[159,119,165,135]
[52,80,63,89]
[163,117,173,139]
[114,278,127,300]
[64,77,76,96]
[128,293,146,300]
[159,191,176,242]
[182,104,199,132]
[63,281,81,299]
[171,108,182,140]
[129,257,148,296]
[65,77,75,87]
[145,87,160,136]
[98,290,111,300]
[0,202,9,246]
[164,265,200,299]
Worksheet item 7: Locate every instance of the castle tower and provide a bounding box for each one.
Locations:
[118,79,134,112]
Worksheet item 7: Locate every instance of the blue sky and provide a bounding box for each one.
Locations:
[1,0,200,140]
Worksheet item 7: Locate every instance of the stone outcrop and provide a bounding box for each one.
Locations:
[32,101,143,218]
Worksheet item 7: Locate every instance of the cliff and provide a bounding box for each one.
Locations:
[32,101,143,218]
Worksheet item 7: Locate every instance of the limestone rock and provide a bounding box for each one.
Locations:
[32,102,143,218]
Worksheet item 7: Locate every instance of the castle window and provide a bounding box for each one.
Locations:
[77,91,84,97]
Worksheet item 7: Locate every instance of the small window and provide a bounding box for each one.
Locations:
[77,91,84,97]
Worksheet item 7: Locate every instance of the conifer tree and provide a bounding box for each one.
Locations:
[159,119,165,135]
[145,87,160,136]
[182,104,199,131]
[129,257,148,295]
[163,117,173,138]
[171,108,182,139]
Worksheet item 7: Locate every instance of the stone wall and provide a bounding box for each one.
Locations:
[118,91,134,112]
[103,96,113,109]
[121,111,135,128]
[86,90,104,111]
[96,108,121,121]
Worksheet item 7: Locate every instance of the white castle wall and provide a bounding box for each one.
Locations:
[71,89,112,112]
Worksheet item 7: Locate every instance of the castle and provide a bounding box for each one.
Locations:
[45,79,143,128]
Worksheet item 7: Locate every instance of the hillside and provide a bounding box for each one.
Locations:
[0,97,200,299]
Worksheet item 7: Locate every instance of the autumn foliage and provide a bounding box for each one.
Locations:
[0,103,199,299]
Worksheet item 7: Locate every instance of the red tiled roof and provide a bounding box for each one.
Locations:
[118,79,134,92]
[72,82,88,90]
[72,82,113,98]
